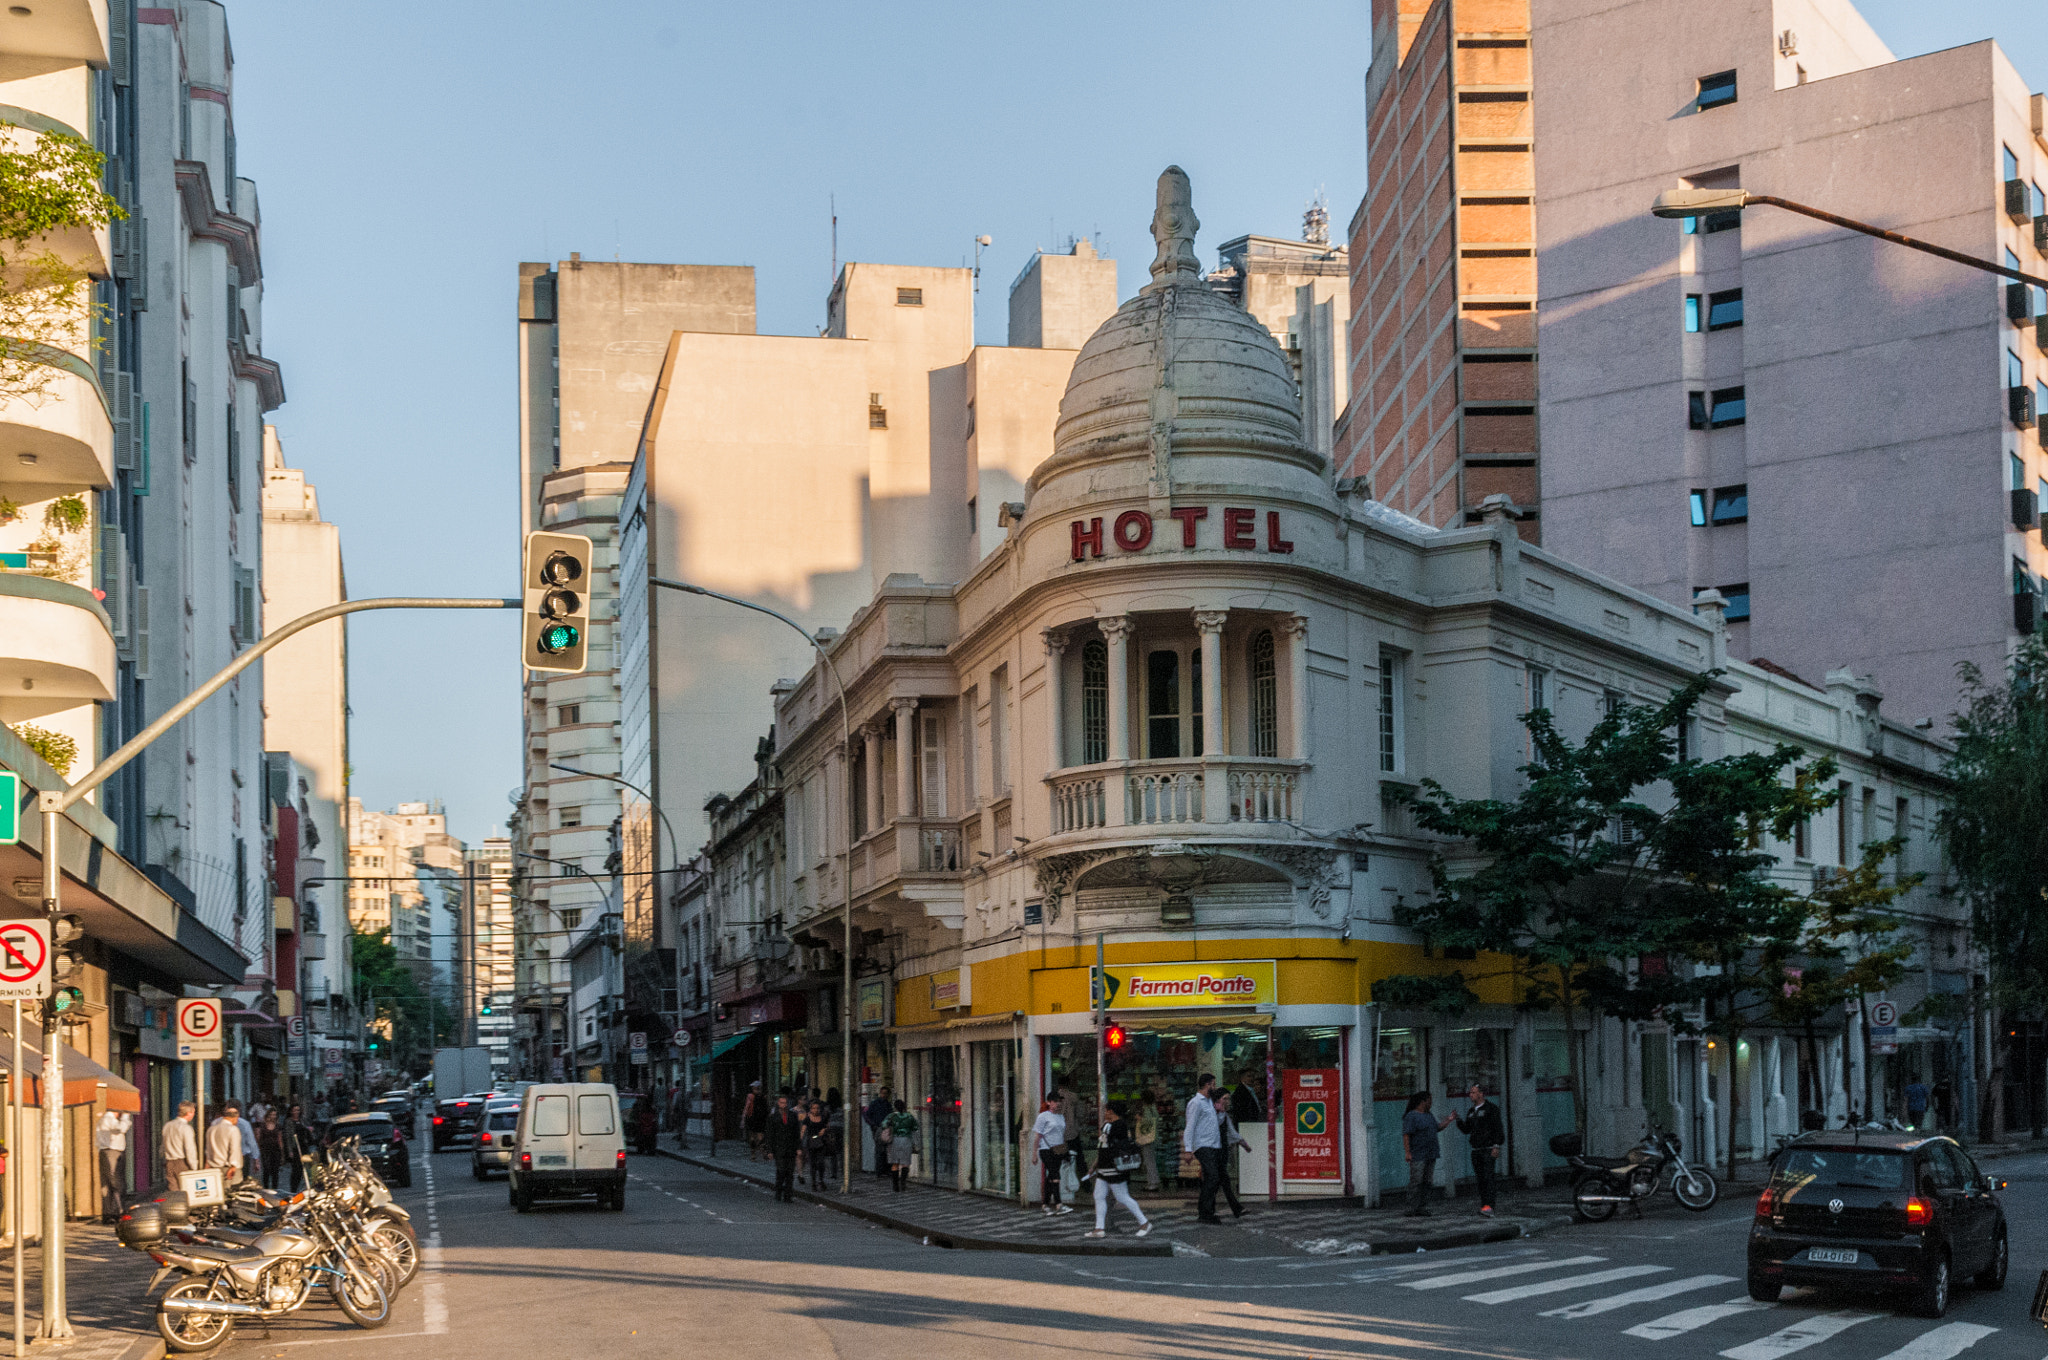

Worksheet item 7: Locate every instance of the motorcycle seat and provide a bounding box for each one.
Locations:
[1579,1155,1635,1170]
[180,1241,263,1263]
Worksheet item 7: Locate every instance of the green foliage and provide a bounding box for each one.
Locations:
[351,928,455,1057]
[1766,837,1919,1033]
[1371,971,1480,1015]
[0,497,17,523]
[0,123,123,249]
[8,722,77,775]
[1937,633,2048,1019]
[0,123,123,406]
[41,493,85,534]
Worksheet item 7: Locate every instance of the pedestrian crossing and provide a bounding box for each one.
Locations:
[1365,1248,2009,1360]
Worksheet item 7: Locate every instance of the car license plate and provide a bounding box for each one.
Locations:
[537,1154,568,1167]
[1807,1248,1858,1265]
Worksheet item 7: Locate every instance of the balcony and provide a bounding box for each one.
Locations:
[846,818,967,929]
[0,111,111,278]
[0,569,113,715]
[1048,758,1307,835]
[0,345,114,492]
[0,0,109,77]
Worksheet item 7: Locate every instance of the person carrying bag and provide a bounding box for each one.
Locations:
[1083,1102,1153,1239]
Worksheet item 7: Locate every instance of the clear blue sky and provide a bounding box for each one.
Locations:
[226,0,2046,847]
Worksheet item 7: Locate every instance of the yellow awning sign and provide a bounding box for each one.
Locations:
[1095,960,1277,1009]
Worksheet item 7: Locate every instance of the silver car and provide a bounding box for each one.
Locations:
[471,1100,521,1179]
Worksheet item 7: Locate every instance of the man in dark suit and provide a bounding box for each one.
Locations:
[764,1093,804,1202]
[1456,1083,1507,1217]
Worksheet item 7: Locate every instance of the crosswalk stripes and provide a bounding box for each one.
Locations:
[1718,1310,1882,1360]
[1863,1322,1999,1360]
[1627,1300,1780,1339]
[1465,1264,1671,1304]
[1400,1254,1608,1291]
[1542,1274,1736,1319]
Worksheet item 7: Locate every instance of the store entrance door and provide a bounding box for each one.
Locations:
[924,1046,961,1186]
[1372,1027,1427,1198]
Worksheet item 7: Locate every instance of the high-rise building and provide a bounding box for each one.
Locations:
[347,799,462,986]
[461,839,515,1075]
[1531,0,2048,723]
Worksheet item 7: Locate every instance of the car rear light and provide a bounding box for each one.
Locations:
[521,1152,532,1168]
[391,1130,404,1144]
[432,1116,443,1125]
[1905,1197,1932,1225]
[1755,1189,1775,1219]
[616,1150,627,1167]
[480,1132,492,1144]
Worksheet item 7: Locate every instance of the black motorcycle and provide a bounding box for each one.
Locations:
[1553,1127,1719,1221]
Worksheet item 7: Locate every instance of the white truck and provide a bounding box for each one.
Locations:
[432,1046,494,1101]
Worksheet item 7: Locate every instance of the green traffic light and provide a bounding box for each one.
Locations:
[538,622,579,655]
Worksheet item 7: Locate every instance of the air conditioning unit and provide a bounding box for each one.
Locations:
[2013,488,2039,531]
[2012,385,2038,429]
[2036,215,2048,255]
[2007,179,2033,224]
[2010,282,2035,322]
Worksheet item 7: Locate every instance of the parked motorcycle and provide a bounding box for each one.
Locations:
[1553,1126,1718,1221]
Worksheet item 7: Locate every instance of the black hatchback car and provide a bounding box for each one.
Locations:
[326,1111,412,1188]
[1748,1131,2007,1317]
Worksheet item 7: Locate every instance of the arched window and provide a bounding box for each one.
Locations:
[1082,639,1108,764]
[1250,630,1278,758]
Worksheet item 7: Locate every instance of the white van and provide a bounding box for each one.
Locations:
[508,1083,625,1212]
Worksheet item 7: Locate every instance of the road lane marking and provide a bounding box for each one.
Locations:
[1465,1264,1669,1304]
[1402,1255,1606,1290]
[1865,1323,1998,1360]
[1542,1274,1736,1318]
[1279,1247,1541,1272]
[1718,1310,1881,1360]
[1626,1300,1778,1339]
[420,1156,447,1336]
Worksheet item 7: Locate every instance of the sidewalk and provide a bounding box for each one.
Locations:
[0,1221,164,1360]
[656,1142,1575,1258]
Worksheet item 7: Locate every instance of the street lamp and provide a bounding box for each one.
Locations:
[1649,188,2048,288]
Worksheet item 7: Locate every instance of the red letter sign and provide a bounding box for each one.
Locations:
[1168,506,1207,547]
[1113,510,1154,552]
[1071,518,1103,560]
[1267,512,1294,554]
[1222,507,1256,550]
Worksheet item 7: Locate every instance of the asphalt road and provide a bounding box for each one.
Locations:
[198,1141,2048,1360]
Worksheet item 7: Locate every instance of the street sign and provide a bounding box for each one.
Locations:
[286,1015,305,1039]
[0,771,18,845]
[629,1031,648,1064]
[322,1046,343,1073]
[176,998,224,1060]
[0,919,50,1000]
[1870,1000,1899,1028]
[672,1030,690,1048]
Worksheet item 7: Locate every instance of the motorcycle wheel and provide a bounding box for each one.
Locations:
[332,1263,391,1330]
[1572,1181,1618,1222]
[331,1249,396,1307]
[1673,1167,1719,1210]
[157,1279,237,1353]
[370,1222,419,1286]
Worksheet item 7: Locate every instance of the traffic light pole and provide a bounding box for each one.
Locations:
[32,595,513,1338]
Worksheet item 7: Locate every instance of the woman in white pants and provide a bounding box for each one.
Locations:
[1085,1102,1153,1239]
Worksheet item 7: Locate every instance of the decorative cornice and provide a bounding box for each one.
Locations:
[173,159,261,283]
[235,350,285,412]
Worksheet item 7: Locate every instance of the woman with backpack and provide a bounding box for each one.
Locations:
[1084,1101,1153,1239]
[883,1099,920,1191]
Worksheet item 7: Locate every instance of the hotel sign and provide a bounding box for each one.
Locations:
[1072,506,1294,560]
[1094,959,1277,1010]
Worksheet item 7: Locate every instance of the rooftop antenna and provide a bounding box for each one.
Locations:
[1303,187,1330,247]
[830,194,838,293]
[972,233,992,346]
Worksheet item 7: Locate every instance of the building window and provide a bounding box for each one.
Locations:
[1081,643,1107,764]
[897,287,923,306]
[1378,651,1404,773]
[2004,145,2020,182]
[919,710,947,818]
[1690,490,1708,526]
[1792,806,1809,859]
[2008,350,2025,390]
[1250,630,1277,758]
[1526,665,1548,715]
[1697,70,1737,110]
[868,394,888,429]
[1684,295,1702,333]
[2014,453,2028,491]
[1145,650,1181,759]
[1710,484,1748,524]
[560,909,582,930]
[1696,583,1752,621]
[560,806,580,828]
[1707,289,1744,330]
[966,497,976,532]
[1894,797,1912,876]
[1684,208,1742,235]
[1189,645,1204,758]
[1696,385,1746,428]
[990,665,1009,793]
[557,705,580,725]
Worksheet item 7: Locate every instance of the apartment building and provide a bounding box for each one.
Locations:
[348,799,463,985]
[1532,0,2048,725]
[1337,0,1538,532]
[461,839,515,1075]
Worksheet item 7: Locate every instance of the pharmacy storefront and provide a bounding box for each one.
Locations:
[1030,956,1367,1201]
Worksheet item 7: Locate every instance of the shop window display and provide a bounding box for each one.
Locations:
[1374,1027,1427,1193]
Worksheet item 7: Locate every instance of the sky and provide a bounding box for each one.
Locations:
[224,1,2048,848]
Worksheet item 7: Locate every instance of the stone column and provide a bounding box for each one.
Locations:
[892,697,919,821]
[1195,610,1227,758]
[1043,627,1068,771]
[1099,617,1134,763]
[862,722,883,835]
[1282,614,1310,760]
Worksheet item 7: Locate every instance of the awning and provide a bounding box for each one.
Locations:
[0,1014,142,1111]
[707,1032,752,1061]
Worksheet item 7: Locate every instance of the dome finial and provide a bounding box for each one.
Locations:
[1147,165,1201,286]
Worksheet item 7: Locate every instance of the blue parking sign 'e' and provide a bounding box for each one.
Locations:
[0,771,18,845]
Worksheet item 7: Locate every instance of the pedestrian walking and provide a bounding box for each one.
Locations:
[96,1108,131,1220]
[285,1104,315,1191]
[1183,1074,1225,1224]
[1032,1096,1072,1215]
[764,1092,803,1202]
[1455,1083,1505,1217]
[884,1100,919,1192]
[256,1110,286,1190]
[1133,1099,1161,1191]
[743,1081,769,1162]
[1401,1091,1452,1217]
[802,1100,834,1190]
[1213,1091,1250,1218]
[162,1101,199,1187]
[1904,1078,1930,1130]
[206,1104,246,1183]
[864,1085,894,1179]
[1083,1102,1154,1239]
[238,1107,261,1182]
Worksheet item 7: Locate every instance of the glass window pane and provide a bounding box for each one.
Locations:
[1710,484,1747,523]
[1698,70,1737,109]
[577,1093,615,1135]
[1709,386,1746,427]
[1684,295,1701,332]
[1252,631,1278,758]
[2008,350,2025,389]
[532,1095,569,1137]
[1707,289,1743,329]
[1689,490,1707,526]
[1081,641,1108,765]
[1146,650,1180,758]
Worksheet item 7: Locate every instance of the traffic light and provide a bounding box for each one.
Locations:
[51,914,84,1013]
[480,1004,493,1016]
[1104,1023,1128,1050]
[521,531,592,674]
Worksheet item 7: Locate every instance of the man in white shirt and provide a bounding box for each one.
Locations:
[161,1101,199,1185]
[1183,1074,1224,1224]
[1031,1098,1072,1216]
[205,1104,245,1181]
[96,1109,132,1219]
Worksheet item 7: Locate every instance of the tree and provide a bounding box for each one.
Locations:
[1936,631,2048,1136]
[351,928,453,1066]
[0,121,123,405]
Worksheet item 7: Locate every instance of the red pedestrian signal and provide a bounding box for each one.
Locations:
[1104,1023,1127,1050]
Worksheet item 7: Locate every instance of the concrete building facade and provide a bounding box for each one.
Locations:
[461,839,515,1075]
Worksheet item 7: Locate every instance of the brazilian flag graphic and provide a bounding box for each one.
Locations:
[1294,1100,1327,1136]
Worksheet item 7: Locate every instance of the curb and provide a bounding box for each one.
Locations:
[653,1147,1575,1258]
[654,1147,1172,1257]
